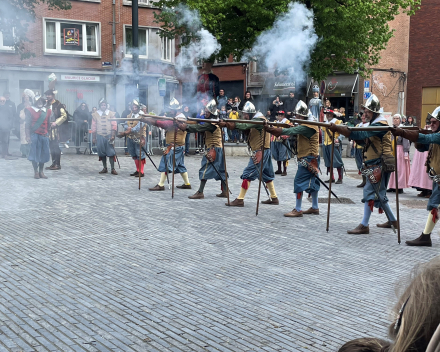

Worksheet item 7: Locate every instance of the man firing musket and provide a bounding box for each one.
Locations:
[176,99,230,200]
[265,101,321,218]
[325,94,398,235]
[218,101,280,208]
[140,98,192,192]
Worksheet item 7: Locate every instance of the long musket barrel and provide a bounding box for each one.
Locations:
[290,119,420,131]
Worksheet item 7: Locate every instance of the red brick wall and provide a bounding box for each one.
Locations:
[407,0,440,122]
[0,1,167,74]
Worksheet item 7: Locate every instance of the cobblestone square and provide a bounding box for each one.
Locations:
[0,138,438,352]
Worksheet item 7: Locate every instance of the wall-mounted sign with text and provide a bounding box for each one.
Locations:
[61,75,100,82]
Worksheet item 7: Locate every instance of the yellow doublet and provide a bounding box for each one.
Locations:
[297,124,320,158]
[323,119,342,146]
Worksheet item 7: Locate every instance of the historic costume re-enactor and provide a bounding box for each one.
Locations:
[91,98,118,175]
[141,98,191,191]
[354,120,370,188]
[177,99,228,199]
[25,96,51,179]
[322,109,345,184]
[270,110,291,176]
[45,89,67,170]
[328,94,397,234]
[120,100,147,177]
[308,85,323,121]
[390,105,440,247]
[219,102,278,207]
[266,100,320,217]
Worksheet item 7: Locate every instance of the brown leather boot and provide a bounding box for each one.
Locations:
[284,209,303,217]
[325,178,335,183]
[405,233,432,247]
[347,224,369,234]
[216,191,228,198]
[376,220,398,229]
[176,184,192,189]
[189,191,204,199]
[111,169,118,175]
[99,168,108,174]
[130,171,139,176]
[34,172,40,179]
[39,172,48,179]
[281,170,287,176]
[149,184,165,191]
[275,170,282,175]
[302,207,319,215]
[261,197,279,205]
[226,198,244,207]
[45,163,56,170]
[335,178,343,184]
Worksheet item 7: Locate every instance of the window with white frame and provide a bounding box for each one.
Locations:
[0,29,15,51]
[44,19,100,56]
[123,0,156,6]
[161,36,173,62]
[124,27,148,58]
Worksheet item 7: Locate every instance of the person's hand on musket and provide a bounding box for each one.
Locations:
[109,130,116,143]
[140,136,145,146]
[389,127,420,143]
[328,122,351,138]
[176,120,187,131]
[263,124,283,137]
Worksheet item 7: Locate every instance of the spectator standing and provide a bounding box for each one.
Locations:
[226,98,234,112]
[239,90,253,111]
[17,89,35,158]
[269,95,284,121]
[405,115,416,126]
[0,96,14,159]
[4,91,17,138]
[229,104,240,143]
[218,105,229,142]
[73,103,92,154]
[217,89,228,109]
[283,91,298,118]
[387,114,411,193]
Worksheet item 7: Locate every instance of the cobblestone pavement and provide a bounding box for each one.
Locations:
[0,138,438,352]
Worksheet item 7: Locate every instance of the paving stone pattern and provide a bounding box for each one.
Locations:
[0,140,438,352]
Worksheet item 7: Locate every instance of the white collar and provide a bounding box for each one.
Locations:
[370,115,387,124]
[32,106,46,112]
[98,109,109,116]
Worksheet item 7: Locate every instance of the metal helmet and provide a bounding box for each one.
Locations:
[428,106,440,121]
[168,97,182,110]
[312,85,319,93]
[132,99,140,107]
[204,99,218,116]
[241,101,256,114]
[362,94,381,113]
[294,100,309,118]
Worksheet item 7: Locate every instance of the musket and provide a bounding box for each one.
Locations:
[141,145,158,170]
[221,128,231,205]
[279,139,341,201]
[291,119,419,131]
[326,132,336,232]
[393,135,401,243]
[256,125,267,216]
[187,117,292,128]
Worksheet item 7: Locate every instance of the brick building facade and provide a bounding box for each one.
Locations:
[407,0,440,126]
[0,0,179,115]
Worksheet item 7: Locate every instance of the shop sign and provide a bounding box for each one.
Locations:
[61,75,100,82]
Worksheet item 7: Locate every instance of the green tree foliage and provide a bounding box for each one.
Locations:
[154,0,421,80]
[0,0,71,59]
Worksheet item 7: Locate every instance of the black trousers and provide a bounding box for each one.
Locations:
[49,139,61,166]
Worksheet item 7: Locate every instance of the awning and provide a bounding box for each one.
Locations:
[262,76,296,96]
[307,74,358,98]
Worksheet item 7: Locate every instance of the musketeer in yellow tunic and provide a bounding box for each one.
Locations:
[141,98,191,191]
[322,109,344,184]
[177,99,228,199]
[266,100,320,217]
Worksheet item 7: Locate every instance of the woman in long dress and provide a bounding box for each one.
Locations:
[408,123,432,197]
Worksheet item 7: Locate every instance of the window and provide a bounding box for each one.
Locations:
[161,36,173,62]
[125,27,148,58]
[0,29,15,51]
[123,0,157,6]
[44,19,100,56]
